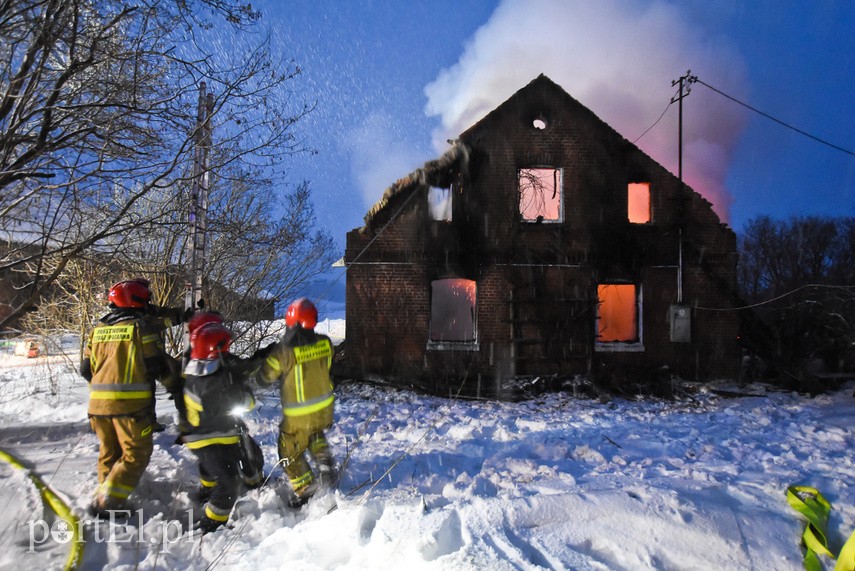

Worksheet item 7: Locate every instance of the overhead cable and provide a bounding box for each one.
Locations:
[695,78,855,157]
[633,98,673,144]
[695,283,855,311]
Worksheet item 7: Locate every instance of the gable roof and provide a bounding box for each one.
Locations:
[459,73,617,141]
[359,74,723,233]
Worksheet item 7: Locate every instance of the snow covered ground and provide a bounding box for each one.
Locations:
[0,325,853,570]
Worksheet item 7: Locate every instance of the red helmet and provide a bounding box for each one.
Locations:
[190,323,232,360]
[285,298,318,329]
[187,310,224,335]
[108,280,151,309]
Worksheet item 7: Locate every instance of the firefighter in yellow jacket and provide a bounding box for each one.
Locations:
[127,277,190,433]
[80,280,175,516]
[258,298,337,507]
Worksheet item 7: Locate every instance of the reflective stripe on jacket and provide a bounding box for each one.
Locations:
[181,431,241,449]
[260,332,334,430]
[182,358,255,449]
[86,317,158,416]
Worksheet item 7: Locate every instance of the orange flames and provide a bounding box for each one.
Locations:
[627,183,651,223]
[597,284,638,342]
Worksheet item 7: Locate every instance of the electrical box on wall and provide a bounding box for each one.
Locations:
[670,305,691,343]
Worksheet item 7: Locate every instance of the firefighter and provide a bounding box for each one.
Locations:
[127,277,189,433]
[182,322,263,532]
[257,298,337,507]
[80,279,175,517]
[186,310,225,339]
[184,309,226,369]
[185,309,271,383]
[183,309,266,480]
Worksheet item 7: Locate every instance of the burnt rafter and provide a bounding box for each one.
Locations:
[361,142,470,234]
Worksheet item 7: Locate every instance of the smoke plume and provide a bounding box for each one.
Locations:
[424,0,749,222]
[343,111,426,212]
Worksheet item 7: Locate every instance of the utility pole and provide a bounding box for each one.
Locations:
[184,82,214,353]
[670,70,696,304]
[668,70,696,345]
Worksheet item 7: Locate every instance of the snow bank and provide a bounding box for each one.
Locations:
[0,336,853,569]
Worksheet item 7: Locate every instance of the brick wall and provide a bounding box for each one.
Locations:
[343,75,741,392]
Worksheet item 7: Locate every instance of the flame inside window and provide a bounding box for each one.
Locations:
[628,182,651,223]
[430,278,476,342]
[520,168,562,222]
[597,284,638,342]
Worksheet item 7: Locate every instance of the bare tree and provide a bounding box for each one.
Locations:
[205,176,336,344]
[90,164,336,352]
[20,254,113,359]
[738,215,855,386]
[738,216,850,298]
[0,0,314,329]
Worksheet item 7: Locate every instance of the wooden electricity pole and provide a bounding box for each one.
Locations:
[668,70,696,345]
[670,70,696,304]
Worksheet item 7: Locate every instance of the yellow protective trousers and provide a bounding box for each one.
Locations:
[89,414,153,503]
[278,423,332,496]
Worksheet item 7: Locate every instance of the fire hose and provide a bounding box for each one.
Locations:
[787,485,855,571]
[0,448,82,570]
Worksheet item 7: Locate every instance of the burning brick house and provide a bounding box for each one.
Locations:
[343,75,740,396]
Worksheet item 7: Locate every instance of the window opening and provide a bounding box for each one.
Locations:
[628,182,651,223]
[533,118,547,130]
[430,278,476,342]
[428,186,452,222]
[519,167,562,222]
[597,284,639,342]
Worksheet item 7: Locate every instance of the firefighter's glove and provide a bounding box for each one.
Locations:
[254,343,275,360]
[182,307,195,323]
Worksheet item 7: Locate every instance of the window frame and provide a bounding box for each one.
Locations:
[426,277,479,351]
[627,181,652,224]
[519,167,564,223]
[595,283,644,352]
[428,186,453,222]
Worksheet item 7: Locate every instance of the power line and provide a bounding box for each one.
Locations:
[694,78,855,157]
[695,283,855,312]
[312,182,423,305]
[633,97,674,144]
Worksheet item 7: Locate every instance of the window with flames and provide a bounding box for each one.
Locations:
[430,278,477,342]
[628,182,651,223]
[597,284,640,343]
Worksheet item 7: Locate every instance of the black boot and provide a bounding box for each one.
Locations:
[190,485,214,504]
[194,515,224,534]
[317,465,338,491]
[287,492,310,509]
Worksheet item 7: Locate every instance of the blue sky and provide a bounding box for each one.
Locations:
[254,1,854,254]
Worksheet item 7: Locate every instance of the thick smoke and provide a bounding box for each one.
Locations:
[342,111,427,212]
[424,0,749,222]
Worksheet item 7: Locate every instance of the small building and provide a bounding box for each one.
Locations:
[343,75,740,396]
